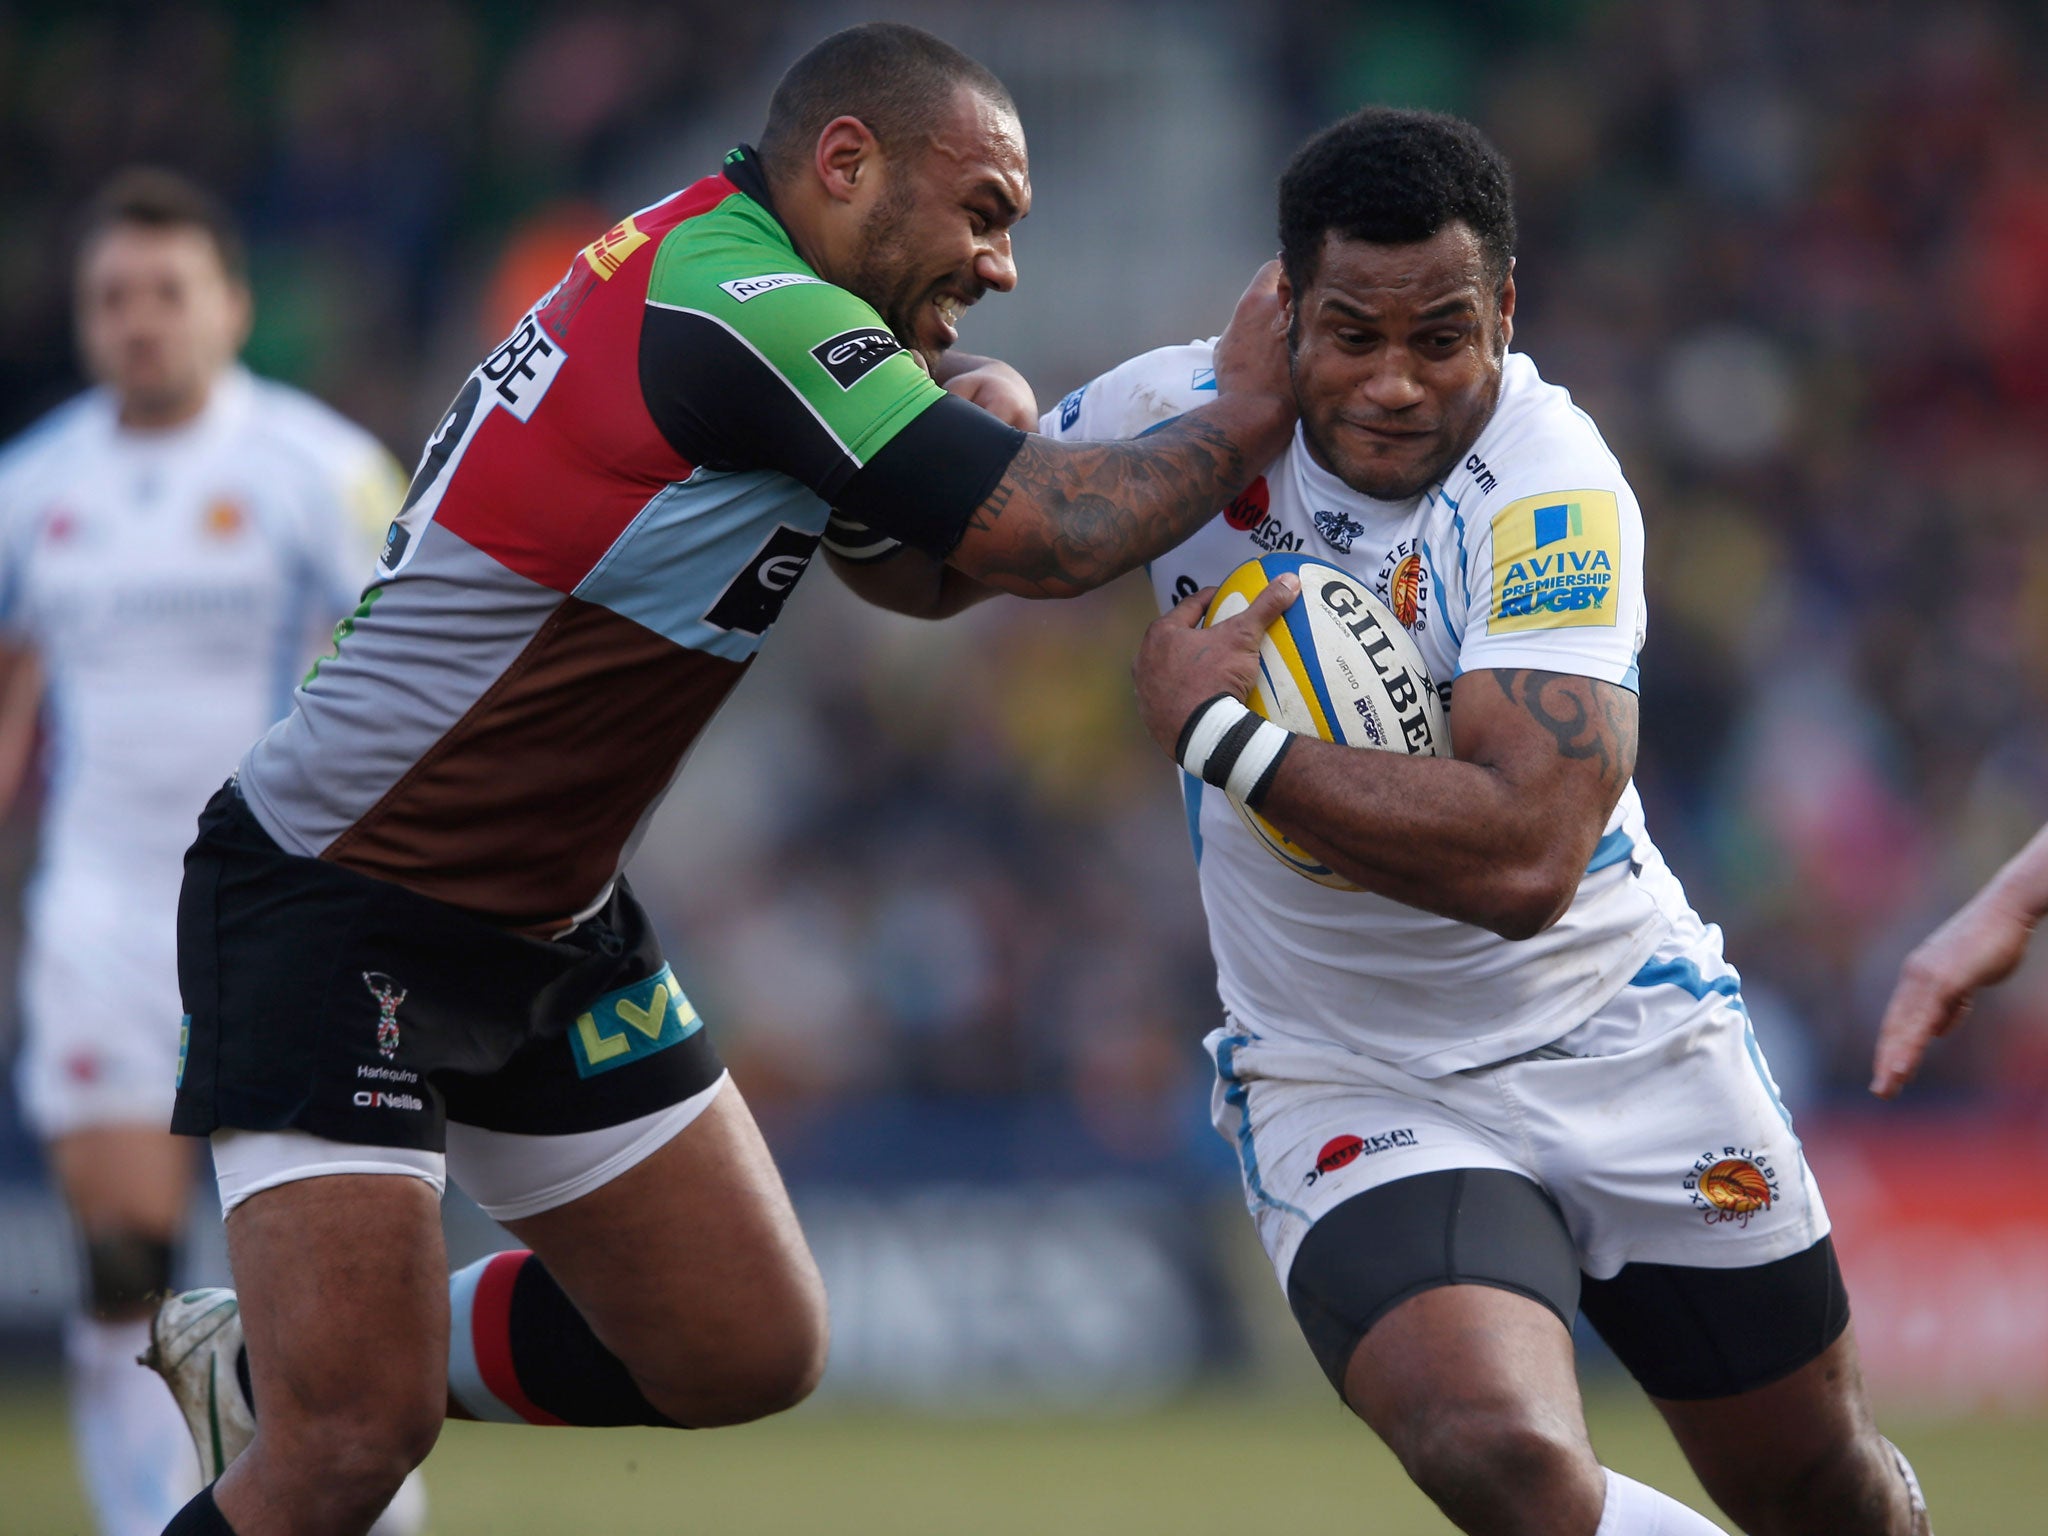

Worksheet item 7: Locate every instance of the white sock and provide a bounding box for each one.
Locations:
[366,1467,432,1536]
[1596,1467,1727,1535]
[64,1314,201,1536]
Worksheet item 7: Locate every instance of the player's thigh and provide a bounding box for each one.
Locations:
[225,1167,449,1459]
[498,1077,824,1382]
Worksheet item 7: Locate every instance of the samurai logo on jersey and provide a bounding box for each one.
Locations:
[1375,541,1430,632]
[811,327,901,389]
[1488,490,1619,632]
[1223,478,1303,553]
[1683,1147,1780,1228]
[703,524,821,635]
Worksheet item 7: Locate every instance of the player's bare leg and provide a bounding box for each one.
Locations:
[497,1081,827,1427]
[50,1126,201,1533]
[1344,1285,1605,1535]
[208,1174,448,1536]
[1653,1324,1928,1536]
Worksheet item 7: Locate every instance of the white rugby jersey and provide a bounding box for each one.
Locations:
[0,368,395,909]
[1046,344,1702,1074]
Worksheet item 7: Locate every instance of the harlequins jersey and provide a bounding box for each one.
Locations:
[240,147,1023,927]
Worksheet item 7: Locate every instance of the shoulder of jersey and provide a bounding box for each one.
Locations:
[0,391,104,485]
[1468,352,1627,497]
[1044,340,1217,440]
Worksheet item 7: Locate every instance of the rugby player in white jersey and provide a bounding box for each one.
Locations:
[0,171,416,1536]
[1070,110,1927,1536]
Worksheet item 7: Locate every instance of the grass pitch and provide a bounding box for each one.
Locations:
[4,1383,2043,1534]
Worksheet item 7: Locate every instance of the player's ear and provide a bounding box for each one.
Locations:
[814,116,881,205]
[1497,260,1516,351]
[1275,264,1298,350]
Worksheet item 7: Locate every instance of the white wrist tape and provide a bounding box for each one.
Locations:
[1175,694,1293,809]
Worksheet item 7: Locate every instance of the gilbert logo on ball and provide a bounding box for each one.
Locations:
[1203,555,1444,888]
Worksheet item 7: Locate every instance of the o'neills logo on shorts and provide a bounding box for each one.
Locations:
[1684,1146,1780,1227]
[352,1090,424,1111]
[1304,1128,1417,1185]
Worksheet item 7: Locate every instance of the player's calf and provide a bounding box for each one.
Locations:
[1388,1398,1606,1535]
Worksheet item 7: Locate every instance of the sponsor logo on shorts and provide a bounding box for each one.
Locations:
[811,327,902,389]
[1683,1147,1780,1227]
[352,1090,425,1111]
[1304,1128,1417,1185]
[581,215,649,280]
[568,964,704,1079]
[363,972,407,1061]
[720,273,822,303]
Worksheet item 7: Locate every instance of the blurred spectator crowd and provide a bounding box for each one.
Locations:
[2,0,2045,1176]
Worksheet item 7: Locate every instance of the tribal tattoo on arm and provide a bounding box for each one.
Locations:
[1490,668,1639,797]
[960,411,1252,597]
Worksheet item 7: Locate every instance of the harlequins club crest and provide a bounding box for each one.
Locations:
[363,972,407,1061]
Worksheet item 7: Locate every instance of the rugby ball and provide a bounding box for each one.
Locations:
[1203,554,1446,888]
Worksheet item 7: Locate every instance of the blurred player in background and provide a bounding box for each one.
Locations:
[1072,110,1924,1535]
[0,172,412,1536]
[1872,822,2048,1098]
[144,24,1294,1536]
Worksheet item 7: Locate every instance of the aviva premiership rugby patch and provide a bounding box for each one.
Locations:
[1487,489,1620,633]
[568,965,702,1078]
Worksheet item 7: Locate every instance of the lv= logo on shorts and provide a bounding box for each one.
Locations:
[568,965,700,1078]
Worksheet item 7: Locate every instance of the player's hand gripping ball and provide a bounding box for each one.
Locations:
[1205,554,1447,888]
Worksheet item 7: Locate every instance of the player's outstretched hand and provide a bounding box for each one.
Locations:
[1212,260,1295,413]
[937,353,1038,431]
[1133,574,1300,757]
[1870,891,2036,1098]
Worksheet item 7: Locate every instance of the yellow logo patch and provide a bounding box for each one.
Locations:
[581,215,649,280]
[1487,489,1621,633]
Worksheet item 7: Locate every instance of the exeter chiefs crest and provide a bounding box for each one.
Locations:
[363,972,407,1061]
[1683,1147,1780,1228]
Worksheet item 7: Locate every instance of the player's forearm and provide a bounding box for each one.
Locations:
[1982,822,2048,926]
[826,548,1002,620]
[951,393,1292,599]
[1256,743,1599,939]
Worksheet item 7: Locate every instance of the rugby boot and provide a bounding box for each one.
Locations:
[140,1286,252,1482]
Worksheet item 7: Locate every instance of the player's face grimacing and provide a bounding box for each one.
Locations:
[843,87,1029,366]
[1283,222,1515,502]
[77,224,250,429]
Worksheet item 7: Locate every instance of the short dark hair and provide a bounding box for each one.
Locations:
[1278,107,1515,297]
[76,167,248,284]
[758,22,1013,184]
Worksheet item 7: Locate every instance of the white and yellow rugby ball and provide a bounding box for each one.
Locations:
[1203,554,1446,888]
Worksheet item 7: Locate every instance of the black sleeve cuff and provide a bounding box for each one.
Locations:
[832,392,1026,559]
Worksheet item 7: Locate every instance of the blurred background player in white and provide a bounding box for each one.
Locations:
[0,170,411,1536]
[1872,822,2048,1099]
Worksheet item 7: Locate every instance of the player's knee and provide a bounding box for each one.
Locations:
[644,1291,829,1427]
[81,1231,175,1320]
[1710,1431,1899,1536]
[1397,1402,1599,1525]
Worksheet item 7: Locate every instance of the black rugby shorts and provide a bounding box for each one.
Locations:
[171,782,722,1151]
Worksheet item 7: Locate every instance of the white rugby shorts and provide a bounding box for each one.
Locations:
[1208,918,1829,1294]
[14,887,184,1139]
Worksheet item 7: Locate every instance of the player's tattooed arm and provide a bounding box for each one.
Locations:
[1490,669,1638,799]
[953,412,1274,597]
[1240,664,1638,940]
[947,263,1295,598]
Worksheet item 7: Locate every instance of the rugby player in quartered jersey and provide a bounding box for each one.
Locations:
[153,27,1302,1536]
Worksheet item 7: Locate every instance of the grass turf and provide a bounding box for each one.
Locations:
[5,1383,2043,1534]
